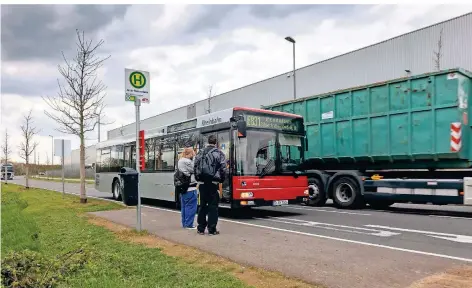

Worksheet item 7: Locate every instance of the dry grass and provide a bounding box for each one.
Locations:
[408,266,472,288]
[88,216,321,288]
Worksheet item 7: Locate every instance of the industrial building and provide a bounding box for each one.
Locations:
[70,12,472,166]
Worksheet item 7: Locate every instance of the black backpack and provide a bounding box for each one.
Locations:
[195,147,218,183]
[174,168,190,188]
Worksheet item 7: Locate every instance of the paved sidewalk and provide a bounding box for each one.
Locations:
[91,206,463,288]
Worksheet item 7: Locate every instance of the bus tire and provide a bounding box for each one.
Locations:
[306,178,327,207]
[368,200,394,210]
[332,177,364,209]
[112,179,122,201]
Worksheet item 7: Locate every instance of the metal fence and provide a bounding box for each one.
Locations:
[45,166,95,179]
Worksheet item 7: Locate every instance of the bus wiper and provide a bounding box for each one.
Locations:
[258,159,275,179]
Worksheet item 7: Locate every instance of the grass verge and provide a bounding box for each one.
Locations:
[1,184,245,287]
[1,184,318,288]
[408,266,472,288]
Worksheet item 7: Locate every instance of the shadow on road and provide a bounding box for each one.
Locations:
[319,202,472,219]
[140,198,301,220]
[377,206,472,219]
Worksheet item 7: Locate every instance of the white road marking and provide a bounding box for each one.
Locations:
[286,205,371,216]
[365,225,472,244]
[141,205,472,263]
[257,217,400,237]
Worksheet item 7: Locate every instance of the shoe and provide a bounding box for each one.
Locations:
[208,230,220,236]
[184,226,196,230]
[197,230,205,235]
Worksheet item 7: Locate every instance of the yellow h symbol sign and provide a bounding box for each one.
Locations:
[129,71,146,89]
[133,74,142,86]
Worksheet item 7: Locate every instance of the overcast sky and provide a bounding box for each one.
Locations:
[2,4,472,164]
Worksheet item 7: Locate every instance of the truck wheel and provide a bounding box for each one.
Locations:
[332,177,364,209]
[368,200,394,210]
[112,179,122,201]
[307,178,327,207]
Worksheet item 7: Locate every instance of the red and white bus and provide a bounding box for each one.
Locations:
[95,107,309,209]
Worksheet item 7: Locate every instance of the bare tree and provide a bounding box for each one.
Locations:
[2,129,12,184]
[42,29,111,203]
[433,28,443,71]
[18,110,40,189]
[206,85,216,114]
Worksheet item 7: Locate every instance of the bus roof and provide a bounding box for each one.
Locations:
[97,106,303,149]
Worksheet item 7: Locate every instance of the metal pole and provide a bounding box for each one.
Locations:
[292,42,296,100]
[62,139,65,198]
[50,136,54,165]
[135,97,142,231]
[98,114,101,143]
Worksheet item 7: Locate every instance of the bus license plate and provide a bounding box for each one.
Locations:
[273,200,288,206]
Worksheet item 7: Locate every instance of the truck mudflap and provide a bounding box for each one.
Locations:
[465,177,472,205]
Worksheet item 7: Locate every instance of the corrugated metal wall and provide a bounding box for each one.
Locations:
[107,13,472,140]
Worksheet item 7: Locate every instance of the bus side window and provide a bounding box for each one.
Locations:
[124,146,131,168]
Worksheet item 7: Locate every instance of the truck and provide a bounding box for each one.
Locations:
[263,68,472,209]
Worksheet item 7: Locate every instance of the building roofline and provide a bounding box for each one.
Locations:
[109,12,471,134]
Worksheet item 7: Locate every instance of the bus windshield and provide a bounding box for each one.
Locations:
[234,130,303,176]
[279,133,303,172]
[1,165,13,172]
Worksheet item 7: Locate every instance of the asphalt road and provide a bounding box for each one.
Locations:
[7,176,472,262]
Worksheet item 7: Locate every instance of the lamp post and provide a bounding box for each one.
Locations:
[49,135,54,165]
[285,36,296,100]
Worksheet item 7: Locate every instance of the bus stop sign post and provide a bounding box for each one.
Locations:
[125,68,150,232]
[135,97,142,232]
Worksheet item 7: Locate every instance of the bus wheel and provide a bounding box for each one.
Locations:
[112,179,122,201]
[332,177,364,209]
[368,200,394,210]
[306,178,327,207]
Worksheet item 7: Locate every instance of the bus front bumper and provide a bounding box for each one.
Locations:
[232,196,307,208]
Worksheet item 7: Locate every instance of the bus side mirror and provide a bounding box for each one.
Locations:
[305,137,309,151]
[237,121,247,138]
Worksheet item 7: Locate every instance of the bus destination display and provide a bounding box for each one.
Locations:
[246,115,301,132]
[167,119,197,133]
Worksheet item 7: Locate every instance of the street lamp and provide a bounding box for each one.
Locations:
[285,36,296,100]
[49,135,54,165]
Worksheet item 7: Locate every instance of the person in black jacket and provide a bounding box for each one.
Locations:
[194,134,227,235]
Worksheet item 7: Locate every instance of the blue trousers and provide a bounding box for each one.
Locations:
[181,190,198,228]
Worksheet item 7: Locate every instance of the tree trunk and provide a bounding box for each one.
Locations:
[79,136,87,203]
[25,161,29,189]
[4,160,7,185]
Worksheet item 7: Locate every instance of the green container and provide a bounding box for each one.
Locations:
[264,68,472,170]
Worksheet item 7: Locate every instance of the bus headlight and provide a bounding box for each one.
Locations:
[240,192,254,198]
[304,189,309,195]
